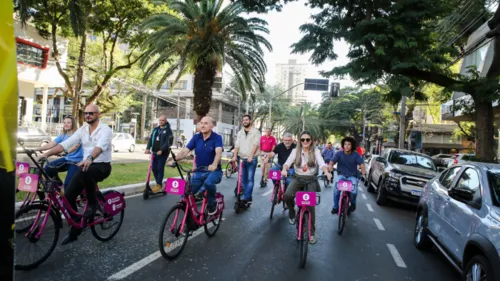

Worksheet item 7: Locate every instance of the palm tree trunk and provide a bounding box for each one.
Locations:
[193,64,217,121]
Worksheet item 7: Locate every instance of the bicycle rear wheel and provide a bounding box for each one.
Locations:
[159,205,189,260]
[299,211,309,268]
[338,196,348,235]
[15,203,60,270]
[269,184,279,219]
[204,210,223,237]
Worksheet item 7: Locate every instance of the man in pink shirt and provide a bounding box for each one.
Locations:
[260,128,277,187]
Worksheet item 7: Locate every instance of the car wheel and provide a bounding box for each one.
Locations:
[376,177,389,205]
[414,211,432,250]
[463,255,494,281]
[112,145,118,152]
[366,171,375,193]
[129,144,135,153]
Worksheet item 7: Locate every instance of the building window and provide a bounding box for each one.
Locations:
[16,38,49,69]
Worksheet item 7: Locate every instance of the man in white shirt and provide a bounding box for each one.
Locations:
[231,114,260,206]
[41,104,113,245]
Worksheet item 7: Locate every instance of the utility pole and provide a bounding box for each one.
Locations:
[362,110,367,148]
[176,91,180,137]
[399,95,407,149]
[141,94,147,139]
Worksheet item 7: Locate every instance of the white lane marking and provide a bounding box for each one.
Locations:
[107,225,214,280]
[124,193,143,199]
[262,189,273,196]
[366,203,374,212]
[361,193,368,200]
[387,244,407,268]
[373,218,385,231]
[358,186,364,192]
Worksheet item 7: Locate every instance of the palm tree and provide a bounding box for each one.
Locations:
[140,0,272,119]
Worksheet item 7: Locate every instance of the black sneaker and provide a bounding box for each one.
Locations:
[348,204,356,213]
[331,208,339,215]
[207,204,217,216]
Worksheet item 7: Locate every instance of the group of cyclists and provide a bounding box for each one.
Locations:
[35,105,366,246]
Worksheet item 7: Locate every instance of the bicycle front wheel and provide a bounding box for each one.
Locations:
[269,184,279,219]
[299,211,309,268]
[15,203,60,270]
[338,196,348,235]
[159,205,189,260]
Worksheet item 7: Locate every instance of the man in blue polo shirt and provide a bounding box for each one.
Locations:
[169,116,223,215]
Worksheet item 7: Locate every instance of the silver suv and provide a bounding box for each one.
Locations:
[414,162,500,281]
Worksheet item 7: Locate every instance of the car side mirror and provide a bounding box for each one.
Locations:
[449,187,474,202]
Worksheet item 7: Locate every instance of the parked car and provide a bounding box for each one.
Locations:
[17,127,51,150]
[366,149,438,205]
[414,162,500,281]
[447,154,478,168]
[362,154,378,182]
[431,153,454,167]
[111,133,135,152]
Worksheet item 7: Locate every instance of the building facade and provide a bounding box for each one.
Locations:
[275,59,307,105]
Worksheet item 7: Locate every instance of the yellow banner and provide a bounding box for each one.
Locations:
[0,2,19,172]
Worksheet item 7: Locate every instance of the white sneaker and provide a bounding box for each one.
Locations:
[289,218,295,225]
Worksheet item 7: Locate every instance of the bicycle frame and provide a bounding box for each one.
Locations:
[297,207,313,242]
[270,176,286,203]
[338,190,351,216]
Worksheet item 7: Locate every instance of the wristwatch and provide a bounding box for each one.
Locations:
[87,155,94,161]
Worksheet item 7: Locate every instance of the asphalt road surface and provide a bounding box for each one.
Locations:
[15,169,460,281]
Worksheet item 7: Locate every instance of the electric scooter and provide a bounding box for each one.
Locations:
[143,153,167,200]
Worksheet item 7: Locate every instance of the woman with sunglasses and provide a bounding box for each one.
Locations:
[281,131,333,244]
[41,116,83,192]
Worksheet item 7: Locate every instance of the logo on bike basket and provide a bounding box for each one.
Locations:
[268,170,281,180]
[16,162,30,176]
[18,173,38,193]
[338,180,353,191]
[296,192,318,206]
[166,178,185,195]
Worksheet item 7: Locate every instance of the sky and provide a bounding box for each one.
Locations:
[252,0,355,102]
[223,0,355,104]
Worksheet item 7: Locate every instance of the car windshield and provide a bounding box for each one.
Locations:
[487,171,500,207]
[389,151,436,171]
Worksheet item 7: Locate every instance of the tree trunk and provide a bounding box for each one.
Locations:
[193,64,216,121]
[473,98,494,162]
[74,34,87,125]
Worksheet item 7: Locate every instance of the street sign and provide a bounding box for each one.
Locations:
[304,79,329,91]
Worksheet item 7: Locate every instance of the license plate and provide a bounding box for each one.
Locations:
[411,190,422,196]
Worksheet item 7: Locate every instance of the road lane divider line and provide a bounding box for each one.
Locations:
[107,225,214,280]
[373,218,385,231]
[361,193,367,200]
[387,244,407,268]
[262,189,273,196]
[366,203,374,212]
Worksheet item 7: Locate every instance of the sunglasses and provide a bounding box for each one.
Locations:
[300,138,311,143]
[84,112,97,116]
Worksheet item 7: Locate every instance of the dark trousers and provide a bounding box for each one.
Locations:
[152,154,167,185]
[64,163,112,214]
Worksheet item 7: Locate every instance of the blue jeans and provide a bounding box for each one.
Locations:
[190,170,222,206]
[241,157,258,201]
[44,157,80,192]
[152,154,167,185]
[333,175,358,209]
[270,164,294,187]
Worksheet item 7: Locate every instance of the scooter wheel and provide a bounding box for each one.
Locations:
[234,202,241,213]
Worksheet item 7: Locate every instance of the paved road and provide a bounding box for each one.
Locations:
[15,169,460,281]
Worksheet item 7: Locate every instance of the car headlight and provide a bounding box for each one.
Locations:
[387,172,402,182]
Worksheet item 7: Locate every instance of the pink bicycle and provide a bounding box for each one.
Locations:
[295,181,321,268]
[15,148,126,270]
[269,169,287,219]
[337,179,354,235]
[158,152,225,260]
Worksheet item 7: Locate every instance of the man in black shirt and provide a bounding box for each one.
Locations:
[267,133,296,187]
[145,115,173,192]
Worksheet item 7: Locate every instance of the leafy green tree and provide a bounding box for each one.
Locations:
[235,0,500,161]
[140,0,271,120]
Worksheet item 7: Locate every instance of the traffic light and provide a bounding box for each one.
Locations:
[330,82,340,98]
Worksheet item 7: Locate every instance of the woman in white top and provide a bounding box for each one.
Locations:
[281,131,332,244]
